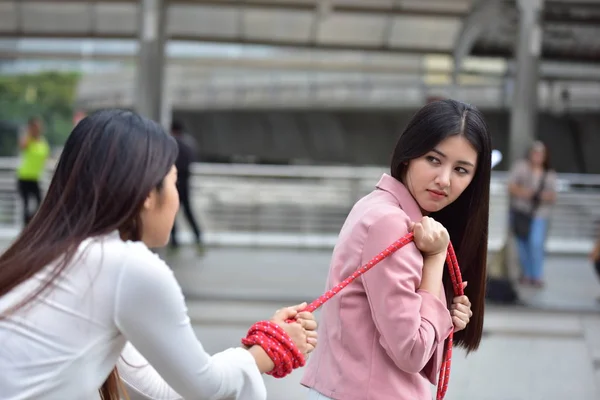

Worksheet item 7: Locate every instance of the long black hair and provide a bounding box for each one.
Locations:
[390,99,492,352]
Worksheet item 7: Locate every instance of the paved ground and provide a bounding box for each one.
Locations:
[165,246,600,313]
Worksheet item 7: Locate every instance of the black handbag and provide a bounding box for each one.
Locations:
[511,170,547,240]
[512,210,533,240]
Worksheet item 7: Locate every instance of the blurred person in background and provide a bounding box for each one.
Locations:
[302,100,491,400]
[508,140,557,288]
[16,116,49,226]
[169,120,204,253]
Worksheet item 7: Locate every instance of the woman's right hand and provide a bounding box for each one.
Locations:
[409,216,450,258]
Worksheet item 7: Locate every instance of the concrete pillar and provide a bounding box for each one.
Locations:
[134,0,167,123]
[508,0,544,165]
[495,0,544,291]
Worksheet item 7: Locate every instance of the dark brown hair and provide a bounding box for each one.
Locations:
[390,99,491,353]
[0,109,178,399]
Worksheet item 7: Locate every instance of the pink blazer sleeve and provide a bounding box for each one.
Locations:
[360,210,453,379]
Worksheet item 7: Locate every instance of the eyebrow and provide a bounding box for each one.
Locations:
[431,148,476,168]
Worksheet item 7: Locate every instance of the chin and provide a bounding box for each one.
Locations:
[420,201,445,214]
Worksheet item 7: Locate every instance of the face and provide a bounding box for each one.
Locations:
[29,119,43,138]
[529,143,546,167]
[139,166,180,248]
[403,135,478,214]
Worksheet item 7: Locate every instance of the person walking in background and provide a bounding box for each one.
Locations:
[508,140,557,288]
[16,116,50,226]
[169,120,204,252]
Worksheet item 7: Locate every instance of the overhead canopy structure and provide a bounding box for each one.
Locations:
[0,0,469,56]
[0,0,598,64]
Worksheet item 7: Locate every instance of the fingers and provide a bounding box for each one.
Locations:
[296,315,318,332]
[306,330,318,352]
[452,316,467,332]
[273,306,299,321]
[450,303,471,333]
[450,294,472,333]
[452,295,471,308]
[451,302,472,314]
[451,304,471,318]
[289,302,308,311]
[461,281,468,289]
[273,302,309,321]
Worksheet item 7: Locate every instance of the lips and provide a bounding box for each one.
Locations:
[428,189,447,197]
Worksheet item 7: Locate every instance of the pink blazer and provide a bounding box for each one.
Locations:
[301,174,453,400]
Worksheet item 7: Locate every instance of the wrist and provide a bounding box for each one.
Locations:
[248,345,275,374]
[423,251,447,261]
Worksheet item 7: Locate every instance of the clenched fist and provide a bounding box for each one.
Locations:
[409,216,450,257]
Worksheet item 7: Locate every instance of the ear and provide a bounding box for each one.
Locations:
[142,190,156,211]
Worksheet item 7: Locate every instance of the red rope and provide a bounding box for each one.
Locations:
[242,232,463,400]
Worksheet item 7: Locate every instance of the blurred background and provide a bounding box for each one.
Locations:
[1,0,600,399]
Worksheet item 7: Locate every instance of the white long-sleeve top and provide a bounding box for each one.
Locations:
[0,231,266,400]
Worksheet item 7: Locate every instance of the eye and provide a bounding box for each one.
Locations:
[426,155,441,164]
[455,167,470,175]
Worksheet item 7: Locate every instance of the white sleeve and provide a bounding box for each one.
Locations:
[118,342,182,400]
[114,245,267,400]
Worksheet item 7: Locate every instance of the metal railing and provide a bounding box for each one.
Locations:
[0,158,598,253]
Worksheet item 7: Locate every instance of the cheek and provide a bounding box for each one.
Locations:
[170,188,180,213]
[451,177,474,200]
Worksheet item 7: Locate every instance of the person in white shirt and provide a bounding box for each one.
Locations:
[0,109,318,400]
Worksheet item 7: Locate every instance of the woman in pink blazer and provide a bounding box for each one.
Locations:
[302,99,491,400]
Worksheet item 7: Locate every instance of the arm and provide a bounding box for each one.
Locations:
[360,214,453,375]
[508,182,531,199]
[118,343,272,400]
[118,343,182,400]
[507,162,531,200]
[18,135,30,151]
[114,249,267,400]
[540,171,557,204]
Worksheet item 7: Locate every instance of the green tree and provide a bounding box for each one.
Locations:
[0,71,80,156]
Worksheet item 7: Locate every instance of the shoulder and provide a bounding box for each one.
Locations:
[119,241,174,281]
[356,193,412,239]
[513,160,529,174]
[80,236,172,283]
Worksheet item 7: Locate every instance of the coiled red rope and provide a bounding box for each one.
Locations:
[242,232,463,400]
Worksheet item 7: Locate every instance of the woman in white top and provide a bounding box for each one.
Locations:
[0,109,317,400]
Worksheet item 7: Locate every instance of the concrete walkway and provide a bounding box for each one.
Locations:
[165,246,600,313]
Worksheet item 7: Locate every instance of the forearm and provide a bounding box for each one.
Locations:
[419,253,446,299]
[247,345,274,374]
[18,136,29,150]
[541,190,556,203]
[508,183,529,199]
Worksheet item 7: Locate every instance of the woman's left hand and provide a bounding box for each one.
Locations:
[295,310,318,354]
[451,283,472,332]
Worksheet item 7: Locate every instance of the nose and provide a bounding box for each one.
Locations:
[435,167,451,189]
